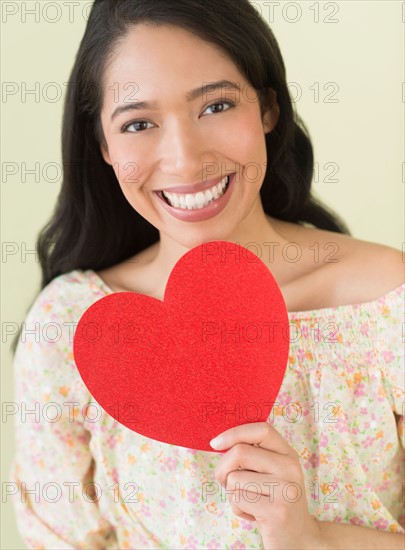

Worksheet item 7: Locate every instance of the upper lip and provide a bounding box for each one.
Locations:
[155,174,229,195]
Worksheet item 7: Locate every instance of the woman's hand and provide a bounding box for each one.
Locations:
[209,421,326,550]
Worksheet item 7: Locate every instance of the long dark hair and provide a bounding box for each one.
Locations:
[12,0,350,354]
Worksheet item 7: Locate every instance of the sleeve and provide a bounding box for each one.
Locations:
[8,279,119,549]
[377,284,405,450]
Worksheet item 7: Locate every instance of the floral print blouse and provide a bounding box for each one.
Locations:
[9,270,404,549]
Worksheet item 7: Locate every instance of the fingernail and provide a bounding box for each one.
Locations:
[210,435,224,449]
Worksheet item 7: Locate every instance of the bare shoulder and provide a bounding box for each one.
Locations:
[340,232,403,279]
[334,233,404,301]
[269,218,404,307]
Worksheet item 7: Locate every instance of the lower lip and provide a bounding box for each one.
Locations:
[154,174,235,223]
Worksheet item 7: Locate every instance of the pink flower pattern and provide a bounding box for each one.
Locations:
[8,271,404,548]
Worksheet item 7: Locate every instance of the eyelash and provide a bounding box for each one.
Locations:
[120,100,235,134]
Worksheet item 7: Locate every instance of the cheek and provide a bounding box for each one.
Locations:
[218,109,266,164]
[231,110,268,187]
[109,147,146,191]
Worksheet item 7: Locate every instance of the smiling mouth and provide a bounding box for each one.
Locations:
[157,175,230,210]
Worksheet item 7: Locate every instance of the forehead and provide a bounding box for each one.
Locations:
[102,23,247,103]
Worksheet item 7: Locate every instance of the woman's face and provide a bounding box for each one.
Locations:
[100,23,279,248]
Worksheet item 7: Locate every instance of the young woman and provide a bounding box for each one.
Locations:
[10,1,404,548]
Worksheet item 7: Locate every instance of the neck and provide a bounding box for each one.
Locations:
[151,199,289,281]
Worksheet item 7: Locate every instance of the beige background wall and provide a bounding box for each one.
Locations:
[1,1,403,548]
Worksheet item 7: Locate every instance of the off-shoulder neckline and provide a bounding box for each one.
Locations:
[82,269,404,319]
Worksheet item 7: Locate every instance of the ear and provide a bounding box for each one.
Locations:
[262,88,279,135]
[100,140,112,166]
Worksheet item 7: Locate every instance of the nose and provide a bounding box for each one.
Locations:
[157,117,214,182]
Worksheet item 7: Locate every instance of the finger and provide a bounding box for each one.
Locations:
[227,490,280,526]
[224,470,304,504]
[226,490,297,527]
[214,443,301,487]
[227,492,256,522]
[210,421,292,454]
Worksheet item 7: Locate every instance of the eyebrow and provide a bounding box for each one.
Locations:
[110,79,241,121]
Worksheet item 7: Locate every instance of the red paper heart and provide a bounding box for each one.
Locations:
[73,241,289,452]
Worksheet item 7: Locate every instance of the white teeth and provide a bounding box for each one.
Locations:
[195,192,206,209]
[211,185,220,199]
[185,194,194,209]
[205,188,214,202]
[171,195,180,208]
[162,176,229,210]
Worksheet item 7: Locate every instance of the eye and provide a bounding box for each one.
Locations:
[203,101,235,116]
[120,101,235,133]
[121,120,155,134]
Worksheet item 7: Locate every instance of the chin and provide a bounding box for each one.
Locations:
[175,228,236,252]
